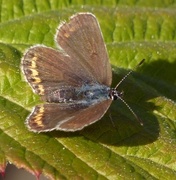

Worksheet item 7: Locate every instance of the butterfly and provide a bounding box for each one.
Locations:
[21,12,143,132]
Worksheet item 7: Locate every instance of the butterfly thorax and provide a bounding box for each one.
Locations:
[45,83,110,104]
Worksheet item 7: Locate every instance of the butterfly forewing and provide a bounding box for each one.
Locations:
[56,13,112,86]
[26,99,112,132]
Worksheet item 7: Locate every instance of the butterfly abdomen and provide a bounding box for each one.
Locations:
[44,88,77,103]
[43,83,110,104]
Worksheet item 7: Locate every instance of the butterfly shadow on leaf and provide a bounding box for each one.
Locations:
[49,66,160,147]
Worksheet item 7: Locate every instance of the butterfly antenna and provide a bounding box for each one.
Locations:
[118,95,143,126]
[115,59,145,126]
[115,59,145,90]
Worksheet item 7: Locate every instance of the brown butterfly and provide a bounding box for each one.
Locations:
[21,13,143,132]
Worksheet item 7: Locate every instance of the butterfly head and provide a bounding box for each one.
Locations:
[108,88,123,101]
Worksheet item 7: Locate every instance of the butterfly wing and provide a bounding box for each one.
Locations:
[21,45,96,96]
[22,13,112,97]
[55,12,112,86]
[26,99,112,132]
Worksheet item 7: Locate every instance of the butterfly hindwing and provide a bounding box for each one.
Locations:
[21,45,97,96]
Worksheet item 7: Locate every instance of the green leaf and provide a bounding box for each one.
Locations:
[0,1,176,179]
